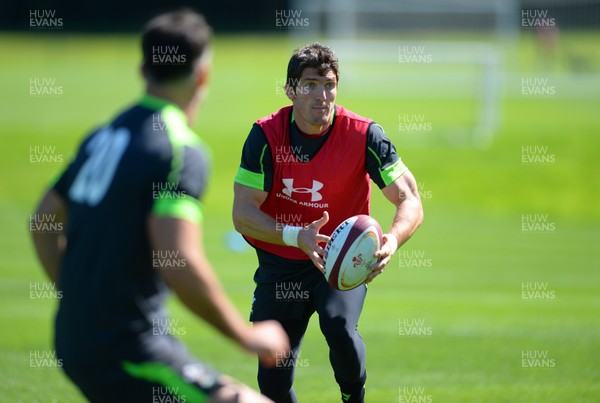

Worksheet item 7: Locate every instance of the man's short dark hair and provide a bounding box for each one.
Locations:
[286,43,339,90]
[142,8,212,84]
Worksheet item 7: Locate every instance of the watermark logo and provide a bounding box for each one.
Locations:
[399,113,432,133]
[521,213,556,233]
[275,78,310,96]
[398,250,432,269]
[417,182,432,200]
[275,77,287,95]
[29,77,63,97]
[29,350,62,368]
[521,282,556,301]
[521,350,556,368]
[29,10,63,30]
[152,249,187,270]
[152,386,187,403]
[521,145,556,166]
[29,282,62,300]
[399,318,432,337]
[275,350,309,369]
[521,10,556,29]
[275,213,310,232]
[152,113,166,133]
[152,46,186,65]
[153,182,187,200]
[399,386,433,403]
[399,45,432,64]
[29,214,63,234]
[152,317,187,336]
[275,282,309,302]
[275,9,309,29]
[521,77,555,96]
[274,145,310,164]
[29,145,63,165]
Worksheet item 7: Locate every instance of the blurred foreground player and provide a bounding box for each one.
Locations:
[233,43,423,402]
[31,9,288,402]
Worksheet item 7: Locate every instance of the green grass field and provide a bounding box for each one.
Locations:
[1,32,599,402]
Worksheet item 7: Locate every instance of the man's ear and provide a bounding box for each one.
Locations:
[195,61,211,90]
[285,84,295,101]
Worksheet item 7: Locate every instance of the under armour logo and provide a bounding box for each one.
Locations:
[282,179,323,202]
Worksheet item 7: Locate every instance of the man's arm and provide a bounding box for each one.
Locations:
[232,182,330,270]
[31,189,67,284]
[367,169,423,283]
[148,215,289,367]
[231,183,277,244]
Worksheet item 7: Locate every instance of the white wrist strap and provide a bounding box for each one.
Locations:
[282,225,302,247]
[385,235,399,255]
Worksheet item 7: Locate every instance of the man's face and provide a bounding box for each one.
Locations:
[287,67,337,134]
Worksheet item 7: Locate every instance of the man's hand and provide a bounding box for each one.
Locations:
[366,170,424,285]
[245,320,291,368]
[365,233,398,284]
[297,211,331,272]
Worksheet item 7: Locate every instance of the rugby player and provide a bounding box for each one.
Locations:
[232,43,424,402]
[31,9,288,402]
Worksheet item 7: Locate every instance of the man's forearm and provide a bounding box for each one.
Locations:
[232,184,288,245]
[389,197,423,247]
[233,206,284,245]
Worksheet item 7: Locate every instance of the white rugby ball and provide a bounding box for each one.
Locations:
[323,215,383,291]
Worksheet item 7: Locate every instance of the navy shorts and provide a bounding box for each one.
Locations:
[59,334,223,403]
[249,264,367,324]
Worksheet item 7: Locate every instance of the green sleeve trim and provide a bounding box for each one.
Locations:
[122,361,208,402]
[152,194,203,223]
[234,167,264,190]
[380,159,408,187]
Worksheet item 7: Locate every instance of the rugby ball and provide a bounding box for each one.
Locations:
[323,215,383,291]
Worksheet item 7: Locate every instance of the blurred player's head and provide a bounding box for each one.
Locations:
[285,43,339,134]
[141,8,212,123]
[142,8,211,84]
